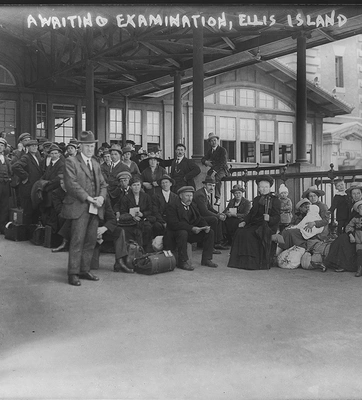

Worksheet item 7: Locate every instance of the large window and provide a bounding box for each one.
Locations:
[128,109,142,145]
[260,144,274,163]
[53,104,75,143]
[335,56,344,88]
[259,92,274,109]
[109,108,122,142]
[0,66,15,86]
[0,100,16,137]
[240,142,255,163]
[36,103,47,138]
[239,89,255,107]
[306,123,313,163]
[219,89,235,105]
[147,111,160,145]
[204,115,216,138]
[260,120,274,163]
[240,118,256,141]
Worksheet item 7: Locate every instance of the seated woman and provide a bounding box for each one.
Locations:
[227,175,281,270]
[141,152,167,196]
[289,204,324,240]
[121,145,141,177]
[280,186,329,250]
[324,182,362,273]
[222,184,251,245]
[119,176,155,253]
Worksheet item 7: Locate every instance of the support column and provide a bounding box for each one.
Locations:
[85,60,95,133]
[192,26,204,160]
[122,96,129,147]
[173,71,182,145]
[295,33,308,163]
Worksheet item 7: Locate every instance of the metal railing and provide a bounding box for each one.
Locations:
[220,162,362,224]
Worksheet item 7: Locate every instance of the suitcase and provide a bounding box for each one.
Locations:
[133,251,176,275]
[30,225,45,246]
[4,222,28,241]
[9,208,24,225]
[43,225,63,248]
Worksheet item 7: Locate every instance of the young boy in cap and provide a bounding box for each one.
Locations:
[329,178,350,235]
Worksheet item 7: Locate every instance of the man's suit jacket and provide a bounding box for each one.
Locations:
[12,152,43,198]
[152,188,179,224]
[222,197,251,219]
[201,145,228,173]
[119,191,153,219]
[113,186,131,213]
[41,158,65,192]
[193,187,219,218]
[170,157,201,192]
[166,197,208,234]
[62,152,108,220]
[107,161,131,199]
[99,195,117,233]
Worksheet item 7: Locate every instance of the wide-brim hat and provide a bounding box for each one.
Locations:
[202,176,216,185]
[353,199,362,212]
[25,139,38,147]
[48,144,61,153]
[109,144,123,154]
[78,130,98,143]
[347,182,362,195]
[177,186,195,195]
[231,184,245,194]
[66,139,79,149]
[18,132,31,142]
[125,139,135,146]
[117,171,132,180]
[137,148,148,157]
[207,132,219,141]
[0,138,7,147]
[157,174,175,186]
[122,145,133,154]
[295,198,311,210]
[255,174,274,186]
[302,186,325,198]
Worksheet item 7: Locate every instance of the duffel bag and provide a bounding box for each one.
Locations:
[126,240,144,270]
[277,245,306,269]
[133,250,176,275]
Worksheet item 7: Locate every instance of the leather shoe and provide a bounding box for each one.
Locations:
[335,268,345,272]
[213,249,221,255]
[201,259,218,268]
[178,261,194,271]
[79,271,99,281]
[214,243,229,250]
[114,259,134,273]
[68,275,81,286]
[51,239,68,253]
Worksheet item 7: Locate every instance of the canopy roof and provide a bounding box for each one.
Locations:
[0,4,361,106]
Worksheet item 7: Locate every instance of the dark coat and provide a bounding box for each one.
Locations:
[107,161,131,199]
[193,187,218,218]
[119,190,153,220]
[41,158,65,192]
[152,188,179,224]
[141,165,167,196]
[99,196,117,233]
[101,162,111,182]
[62,153,108,220]
[12,152,43,198]
[222,197,252,220]
[170,157,201,192]
[165,197,208,234]
[113,186,131,214]
[201,145,228,173]
[52,186,66,216]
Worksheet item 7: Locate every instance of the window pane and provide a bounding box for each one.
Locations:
[306,123,312,144]
[204,115,216,139]
[279,144,292,163]
[128,110,142,145]
[260,143,274,163]
[239,89,255,107]
[204,94,215,104]
[55,116,74,143]
[335,56,344,88]
[221,140,234,161]
[240,118,256,141]
[278,122,293,144]
[147,111,160,144]
[277,100,292,111]
[259,92,274,109]
[219,89,235,105]
[220,117,236,140]
[260,120,274,142]
[0,100,16,136]
[240,142,255,163]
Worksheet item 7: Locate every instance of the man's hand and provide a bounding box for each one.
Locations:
[87,196,96,204]
[152,181,158,187]
[191,226,203,234]
[303,221,316,232]
[22,178,28,184]
[219,213,226,221]
[204,160,213,167]
[349,234,356,243]
[238,221,246,228]
[97,226,108,237]
[263,214,270,222]
[210,171,216,179]
[133,216,141,222]
[116,212,120,221]
[93,196,104,208]
[135,210,143,218]
[204,226,211,233]
[143,182,153,190]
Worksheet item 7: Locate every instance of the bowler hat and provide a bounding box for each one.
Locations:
[126,139,135,146]
[295,198,311,210]
[207,132,219,141]
[302,185,325,199]
[0,138,7,147]
[48,144,61,153]
[157,174,175,186]
[25,139,38,147]
[78,130,98,143]
[177,186,195,195]
[346,182,362,195]
[117,171,132,180]
[231,184,245,194]
[110,144,123,154]
[18,132,31,142]
[202,176,216,185]
[255,174,274,186]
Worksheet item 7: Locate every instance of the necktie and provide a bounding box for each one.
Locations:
[184,205,189,211]
[50,161,53,168]
[110,162,114,172]
[87,159,92,171]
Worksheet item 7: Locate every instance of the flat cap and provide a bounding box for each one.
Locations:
[117,171,132,180]
[18,132,31,142]
[177,186,195,195]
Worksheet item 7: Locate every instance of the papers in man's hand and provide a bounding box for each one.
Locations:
[228,207,237,216]
[89,202,98,215]
[129,207,140,217]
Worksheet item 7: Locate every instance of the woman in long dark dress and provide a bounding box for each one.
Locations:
[141,153,167,196]
[222,184,251,245]
[227,175,281,270]
[324,182,362,273]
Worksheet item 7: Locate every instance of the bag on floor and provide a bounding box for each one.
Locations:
[152,235,164,251]
[126,240,144,269]
[277,245,306,269]
[133,250,176,275]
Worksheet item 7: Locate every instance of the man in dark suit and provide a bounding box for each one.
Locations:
[152,174,179,237]
[164,186,218,271]
[170,143,201,193]
[193,175,229,251]
[12,139,43,225]
[0,137,12,234]
[108,143,131,208]
[62,130,108,286]
[201,132,229,206]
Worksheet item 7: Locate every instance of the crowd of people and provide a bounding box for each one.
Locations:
[1,129,361,286]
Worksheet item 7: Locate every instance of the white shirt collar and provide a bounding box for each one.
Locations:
[81,152,92,166]
[0,154,4,163]
[113,160,120,167]
[162,189,170,201]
